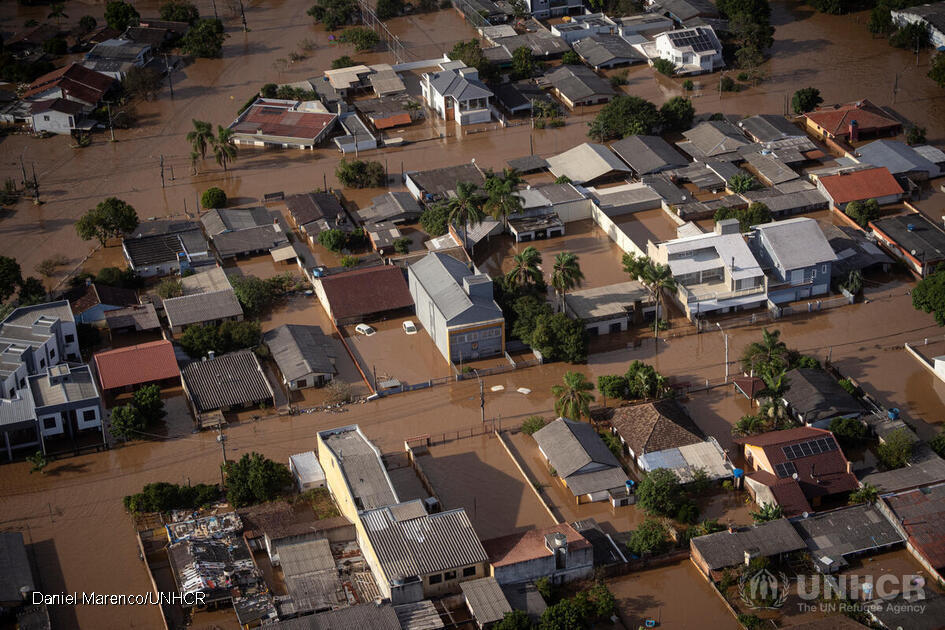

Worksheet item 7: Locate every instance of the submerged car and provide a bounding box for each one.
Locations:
[403,320,418,335]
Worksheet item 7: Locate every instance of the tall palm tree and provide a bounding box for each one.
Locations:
[190,151,199,176]
[552,371,595,421]
[446,182,486,258]
[621,252,649,281]
[551,252,584,312]
[641,260,677,339]
[485,169,524,231]
[212,125,238,172]
[741,328,789,376]
[505,245,542,288]
[187,119,214,171]
[48,3,67,25]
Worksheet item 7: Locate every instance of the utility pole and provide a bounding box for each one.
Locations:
[716,322,728,383]
[31,164,39,205]
[164,53,174,99]
[239,0,248,31]
[106,102,115,142]
[160,155,165,188]
[19,154,28,189]
[475,369,485,424]
[211,0,218,20]
[216,424,228,488]
[170,164,175,181]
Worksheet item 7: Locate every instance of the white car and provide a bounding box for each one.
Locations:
[403,320,418,335]
[355,323,376,336]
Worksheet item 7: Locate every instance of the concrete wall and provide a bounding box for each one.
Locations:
[32,110,75,134]
[447,321,504,363]
[490,548,594,585]
[408,266,451,362]
[590,203,647,257]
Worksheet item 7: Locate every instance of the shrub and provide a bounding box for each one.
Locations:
[600,431,623,459]
[340,255,359,268]
[794,354,820,369]
[906,125,927,145]
[340,26,380,51]
[931,431,945,459]
[597,374,629,400]
[521,415,546,435]
[676,500,699,524]
[123,482,219,513]
[160,0,200,24]
[201,186,226,209]
[375,0,404,19]
[535,575,553,601]
[419,203,450,236]
[837,378,857,396]
[830,416,867,445]
[844,199,880,228]
[318,228,348,252]
[223,452,292,507]
[561,50,581,65]
[393,237,411,254]
[627,518,667,555]
[637,468,683,517]
[682,79,694,91]
[653,58,675,76]
[554,175,572,184]
[179,18,226,59]
[791,86,823,114]
[714,201,770,232]
[332,55,357,69]
[720,76,736,92]
[877,428,915,470]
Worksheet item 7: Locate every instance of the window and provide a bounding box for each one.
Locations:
[40,359,45,368]
[82,409,97,422]
[823,264,828,273]
[428,574,442,585]
[65,334,75,343]
[463,566,476,577]
[42,417,57,430]
[445,570,456,581]
[296,379,306,388]
[49,348,56,359]
[43,115,50,121]
[811,268,817,279]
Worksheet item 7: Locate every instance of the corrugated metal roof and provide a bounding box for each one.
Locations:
[462,577,512,625]
[409,253,503,327]
[547,143,630,184]
[163,289,243,328]
[691,519,806,570]
[264,324,336,382]
[753,217,837,271]
[611,135,688,175]
[181,350,274,413]
[0,532,34,601]
[319,426,398,511]
[0,391,36,428]
[28,364,99,408]
[394,600,445,630]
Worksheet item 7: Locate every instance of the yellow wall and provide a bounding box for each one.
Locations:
[745,444,773,474]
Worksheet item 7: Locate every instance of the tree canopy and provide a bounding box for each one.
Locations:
[105,1,140,31]
[180,18,227,58]
[588,95,660,141]
[450,39,498,83]
[913,270,945,325]
[223,452,292,507]
[160,0,200,24]
[713,201,771,232]
[659,96,695,132]
[636,468,684,517]
[0,257,24,303]
[791,87,823,114]
[307,0,359,30]
[336,159,386,188]
[76,198,139,246]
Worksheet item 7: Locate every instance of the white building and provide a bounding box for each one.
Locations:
[550,13,618,43]
[289,452,326,491]
[30,99,85,135]
[420,62,492,126]
[892,3,945,50]
[524,0,583,20]
[653,26,723,75]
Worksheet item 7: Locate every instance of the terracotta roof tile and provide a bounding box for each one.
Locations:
[804,100,901,137]
[818,167,903,205]
[483,523,591,567]
[93,340,180,391]
[611,399,704,455]
[319,265,412,322]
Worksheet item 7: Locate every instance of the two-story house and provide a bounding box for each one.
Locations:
[748,218,837,304]
[420,62,493,126]
[524,0,584,19]
[653,26,723,75]
[0,301,80,397]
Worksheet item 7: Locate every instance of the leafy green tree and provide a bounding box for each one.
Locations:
[740,328,789,375]
[179,324,222,358]
[223,452,292,507]
[561,50,581,65]
[906,125,927,145]
[849,483,879,505]
[393,237,411,254]
[308,0,359,30]
[110,404,146,441]
[637,468,683,517]
[653,58,675,76]
[419,202,450,236]
[727,173,757,193]
[336,158,386,188]
[446,182,486,256]
[76,198,139,246]
[830,416,867,446]
[43,37,67,56]
[230,274,275,314]
[219,319,261,350]
[535,576,553,601]
[552,371,595,421]
[123,482,219,513]
[869,4,893,35]
[844,198,880,228]
[133,384,167,426]
[18,277,46,305]
[539,599,586,630]
[597,374,629,400]
[930,53,945,87]
[714,202,771,232]
[332,55,357,69]
[123,66,164,101]
[495,610,532,630]
[890,21,930,49]
[95,266,140,288]
[913,270,945,325]
[877,428,915,470]
[506,245,543,288]
[160,0,200,24]
[341,26,380,51]
[749,502,783,523]
[201,187,227,209]
[0,257,23,303]
[105,1,140,31]
[551,252,584,311]
[375,0,404,19]
[660,96,695,132]
[791,87,823,114]
[27,450,48,474]
[157,278,183,298]
[589,95,660,141]
[79,15,98,33]
[546,313,588,363]
[180,18,227,58]
[512,45,536,79]
[212,125,238,172]
[450,39,497,83]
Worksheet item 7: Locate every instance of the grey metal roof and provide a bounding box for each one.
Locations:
[507,155,549,173]
[27,364,99,409]
[753,218,836,271]
[123,233,186,266]
[264,324,336,381]
[792,504,903,571]
[319,426,398,511]
[782,368,862,423]
[264,603,401,630]
[642,173,691,205]
[360,501,488,580]
[542,65,615,104]
[181,266,232,295]
[860,446,945,492]
[0,391,36,428]
[611,135,689,175]
[738,114,805,143]
[651,0,719,21]
[678,120,751,159]
[358,191,422,225]
[394,600,445,630]
[275,538,344,613]
[533,417,623,480]
[856,139,940,176]
[565,280,651,321]
[820,223,892,277]
[181,349,274,413]
[492,31,570,57]
[873,214,945,262]
[742,189,828,215]
[212,225,289,257]
[426,68,493,102]
[286,192,345,227]
[201,207,274,235]
[914,144,945,164]
[547,143,630,184]
[573,34,644,68]
[163,289,243,329]
[691,519,806,570]
[743,151,799,185]
[462,577,512,625]
[409,253,503,327]
[407,163,485,197]
[0,531,34,602]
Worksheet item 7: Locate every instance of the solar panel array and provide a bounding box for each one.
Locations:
[667,29,716,53]
[774,462,797,478]
[781,437,837,461]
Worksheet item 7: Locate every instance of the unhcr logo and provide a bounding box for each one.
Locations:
[739,568,789,609]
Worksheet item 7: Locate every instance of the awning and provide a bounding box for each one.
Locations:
[270,244,297,262]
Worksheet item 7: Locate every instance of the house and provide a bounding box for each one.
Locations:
[649,0,720,23]
[490,29,571,59]
[689,519,806,578]
[540,65,615,109]
[803,99,902,143]
[0,532,35,607]
[742,189,830,221]
[734,427,859,516]
[781,368,863,428]
[366,222,402,253]
[915,144,945,170]
[532,417,629,503]
[648,219,767,319]
[228,98,338,150]
[564,281,656,335]
[66,282,138,324]
[883,482,945,582]
[285,192,347,236]
[271,537,346,613]
[82,39,153,79]
[638,439,733,483]
[334,111,377,154]
[611,135,689,177]
[546,143,630,185]
[368,64,407,98]
[24,63,114,110]
[461,577,512,629]
[0,301,80,398]
[551,13,620,43]
[748,218,836,304]
[408,253,504,364]
[355,97,413,130]
[869,213,945,276]
[610,399,704,465]
[181,350,275,417]
[572,34,645,70]
[266,603,402,630]
[163,289,243,334]
[856,139,941,181]
[892,3,945,50]
[819,223,892,279]
[420,63,492,126]
[507,214,564,243]
[27,364,104,448]
[494,81,553,115]
[313,265,413,325]
[357,192,422,226]
[322,65,374,95]
[816,166,903,209]
[404,163,486,203]
[263,324,336,390]
[523,0,583,19]
[737,114,816,153]
[200,207,289,259]
[122,222,211,277]
[5,23,61,54]
[93,339,180,395]
[653,26,723,75]
[104,303,161,334]
[676,120,751,161]
[288,452,326,491]
[29,99,89,135]
[792,504,904,574]
[483,523,593,585]
[180,266,232,295]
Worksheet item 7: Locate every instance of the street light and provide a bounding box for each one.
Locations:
[717,322,729,384]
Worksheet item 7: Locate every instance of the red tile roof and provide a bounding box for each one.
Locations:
[818,167,903,205]
[231,99,336,140]
[30,98,85,116]
[319,265,413,322]
[372,112,412,129]
[804,99,902,138]
[483,523,591,567]
[93,340,180,391]
[25,63,114,105]
[885,485,945,571]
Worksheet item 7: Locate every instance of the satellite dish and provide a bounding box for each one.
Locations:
[792,472,799,480]
[802,511,809,518]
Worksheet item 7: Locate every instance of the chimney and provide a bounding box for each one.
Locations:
[849,119,858,143]
[847,461,853,474]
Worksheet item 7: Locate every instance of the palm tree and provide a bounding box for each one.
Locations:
[749,502,783,523]
[485,168,524,229]
[732,414,766,437]
[849,483,879,505]
[446,182,486,258]
[48,3,67,25]
[552,371,595,421]
[621,252,649,281]
[505,245,542,288]
[741,328,789,376]
[186,119,214,171]
[551,252,584,312]
[212,125,238,172]
[759,397,795,430]
[641,260,677,339]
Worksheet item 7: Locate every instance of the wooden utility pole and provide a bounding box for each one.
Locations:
[160,155,165,188]
[164,53,174,99]
[239,0,248,31]
[31,164,39,205]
